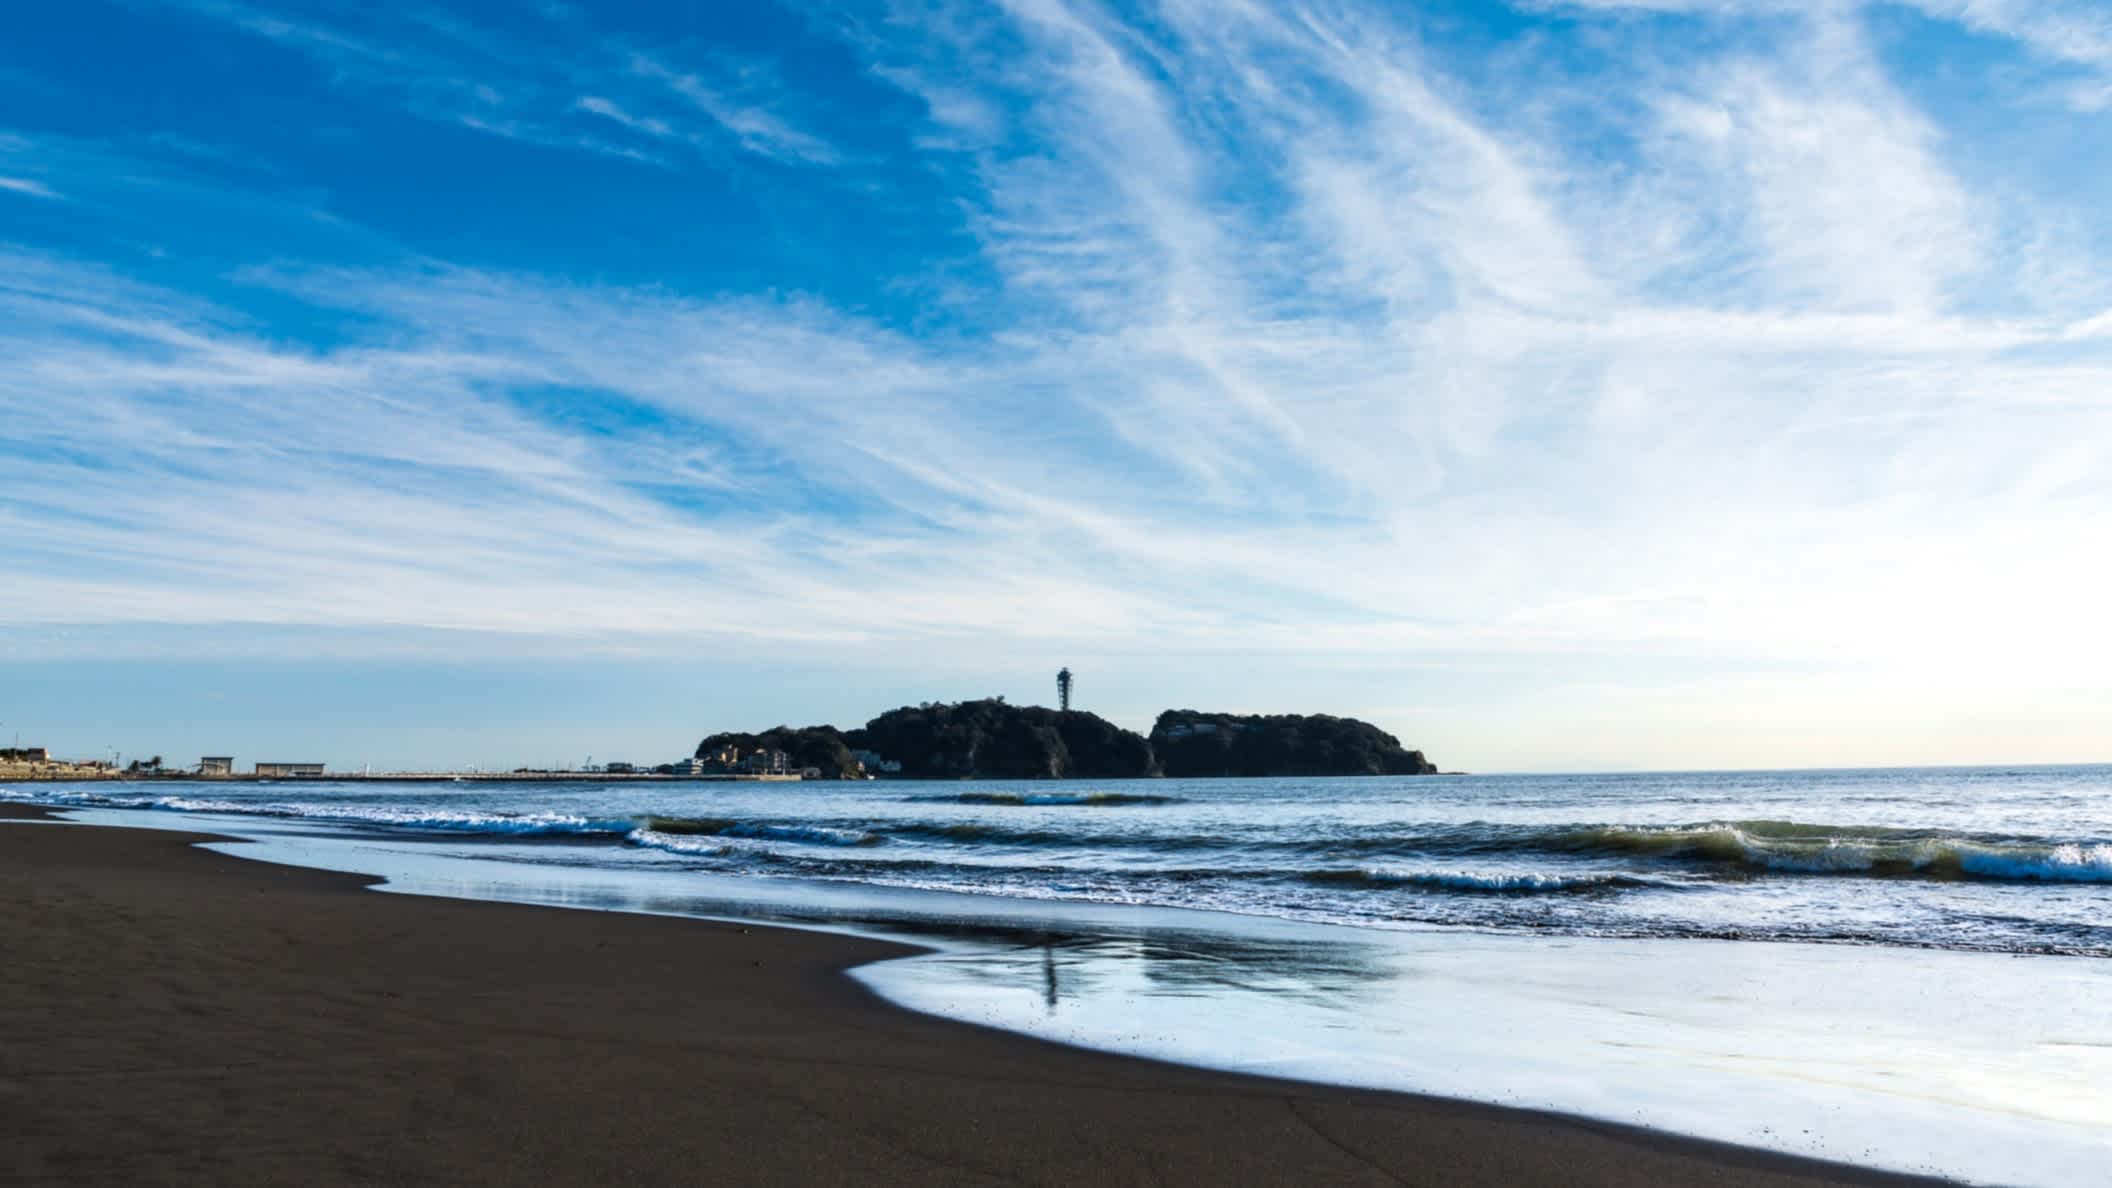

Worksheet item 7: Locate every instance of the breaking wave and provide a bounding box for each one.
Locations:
[1551,822,2112,883]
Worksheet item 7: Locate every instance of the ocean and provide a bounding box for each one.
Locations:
[9,765,2110,1185]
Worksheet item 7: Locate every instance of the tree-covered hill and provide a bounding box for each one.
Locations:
[849,699,1155,780]
[693,726,861,778]
[1148,710,1437,777]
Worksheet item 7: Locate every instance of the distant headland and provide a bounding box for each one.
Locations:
[695,700,1438,781]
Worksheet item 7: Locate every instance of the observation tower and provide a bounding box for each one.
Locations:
[1057,667,1073,712]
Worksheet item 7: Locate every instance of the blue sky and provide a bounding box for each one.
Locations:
[5,0,2112,773]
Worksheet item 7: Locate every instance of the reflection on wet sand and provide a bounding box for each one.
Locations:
[465,866,1402,1011]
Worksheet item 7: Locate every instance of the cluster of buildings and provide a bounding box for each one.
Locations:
[680,745,800,778]
[852,749,902,776]
[7,745,909,782]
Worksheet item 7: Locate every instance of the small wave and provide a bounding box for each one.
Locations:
[627,828,736,857]
[1305,867,1650,893]
[906,791,1184,807]
[637,816,738,836]
[726,822,880,847]
[895,821,1070,845]
[633,818,880,847]
[885,820,1230,851]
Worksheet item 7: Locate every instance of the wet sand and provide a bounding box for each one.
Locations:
[0,804,1946,1186]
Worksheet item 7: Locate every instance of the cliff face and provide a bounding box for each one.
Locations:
[1149,710,1437,778]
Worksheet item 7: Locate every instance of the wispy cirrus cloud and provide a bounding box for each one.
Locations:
[153,0,848,167]
[626,50,845,166]
[1534,0,2112,109]
[6,0,2112,764]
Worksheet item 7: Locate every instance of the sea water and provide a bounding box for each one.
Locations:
[9,765,2111,1184]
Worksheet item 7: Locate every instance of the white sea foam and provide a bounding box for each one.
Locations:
[1397,868,1634,892]
[3,786,618,833]
[144,796,624,835]
[1956,842,2112,883]
[1326,866,1643,892]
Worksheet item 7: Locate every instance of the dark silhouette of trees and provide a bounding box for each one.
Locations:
[1149,710,1436,777]
[694,701,1434,780]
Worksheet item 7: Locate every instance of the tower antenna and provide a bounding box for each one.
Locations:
[1057,667,1073,712]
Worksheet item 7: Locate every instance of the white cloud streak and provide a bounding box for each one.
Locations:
[0,174,60,199]
[155,0,846,167]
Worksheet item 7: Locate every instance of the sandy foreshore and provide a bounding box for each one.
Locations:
[0,804,1946,1186]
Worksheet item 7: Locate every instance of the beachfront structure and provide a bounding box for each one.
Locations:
[850,749,902,776]
[739,749,791,776]
[254,762,325,778]
[1058,667,1073,712]
[199,756,234,777]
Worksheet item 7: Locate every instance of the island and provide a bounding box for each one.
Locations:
[694,700,1436,780]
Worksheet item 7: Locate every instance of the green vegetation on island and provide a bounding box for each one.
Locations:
[695,699,1435,780]
[1149,710,1437,777]
[854,700,1155,780]
[691,726,864,780]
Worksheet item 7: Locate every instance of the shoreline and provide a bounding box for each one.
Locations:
[0,769,806,783]
[2,803,1948,1186]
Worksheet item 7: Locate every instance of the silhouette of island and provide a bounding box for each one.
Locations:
[695,699,1436,780]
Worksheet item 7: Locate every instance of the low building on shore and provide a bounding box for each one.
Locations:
[254,762,325,778]
[199,756,234,777]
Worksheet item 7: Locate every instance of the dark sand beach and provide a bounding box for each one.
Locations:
[1,804,1945,1186]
